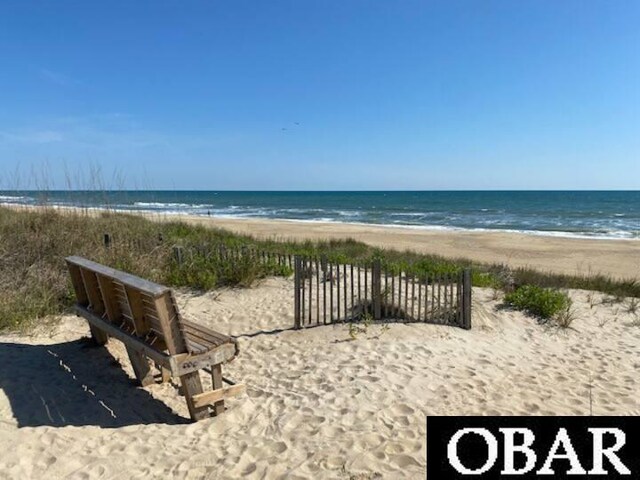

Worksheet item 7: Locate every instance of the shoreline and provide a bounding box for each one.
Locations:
[3,204,639,279]
[212,216,640,242]
[1,197,638,242]
[4,202,640,241]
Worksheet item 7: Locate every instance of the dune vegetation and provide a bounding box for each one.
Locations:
[0,205,638,331]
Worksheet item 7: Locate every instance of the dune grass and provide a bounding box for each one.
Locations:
[0,205,638,332]
[504,285,572,322]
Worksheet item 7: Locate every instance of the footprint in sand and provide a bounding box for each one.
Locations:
[241,462,257,475]
[392,403,415,415]
[324,455,346,469]
[389,453,422,469]
[384,441,408,455]
[271,441,288,454]
[395,416,411,427]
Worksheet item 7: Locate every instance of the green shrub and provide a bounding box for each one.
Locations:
[505,285,572,320]
[264,262,293,278]
[167,261,218,290]
[472,271,500,288]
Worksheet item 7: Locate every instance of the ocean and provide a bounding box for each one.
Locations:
[1,190,638,240]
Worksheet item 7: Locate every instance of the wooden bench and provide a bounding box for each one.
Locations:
[65,256,244,421]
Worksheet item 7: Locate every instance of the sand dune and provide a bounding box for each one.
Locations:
[173,215,640,280]
[1,278,639,479]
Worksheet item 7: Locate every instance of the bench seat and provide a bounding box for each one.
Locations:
[182,318,237,355]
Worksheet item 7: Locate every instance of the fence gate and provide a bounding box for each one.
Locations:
[294,256,471,330]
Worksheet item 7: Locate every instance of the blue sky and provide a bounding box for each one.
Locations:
[0,1,638,190]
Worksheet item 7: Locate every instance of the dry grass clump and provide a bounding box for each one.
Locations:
[0,208,167,330]
[0,207,289,331]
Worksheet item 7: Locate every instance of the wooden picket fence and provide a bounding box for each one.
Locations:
[100,233,296,270]
[294,256,472,329]
[171,243,295,270]
[99,234,471,330]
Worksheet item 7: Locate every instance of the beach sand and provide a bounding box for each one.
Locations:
[1,280,638,479]
[159,215,640,280]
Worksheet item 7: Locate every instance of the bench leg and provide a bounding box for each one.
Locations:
[125,346,155,386]
[211,364,225,416]
[181,372,210,421]
[89,325,109,345]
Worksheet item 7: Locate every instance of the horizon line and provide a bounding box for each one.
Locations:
[1,189,639,193]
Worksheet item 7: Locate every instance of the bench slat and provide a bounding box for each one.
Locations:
[181,319,234,346]
[66,256,170,297]
[186,339,209,355]
[183,329,221,351]
[192,384,246,409]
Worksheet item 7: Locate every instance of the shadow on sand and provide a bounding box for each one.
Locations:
[0,339,188,428]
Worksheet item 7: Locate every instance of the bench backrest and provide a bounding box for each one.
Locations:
[65,256,189,355]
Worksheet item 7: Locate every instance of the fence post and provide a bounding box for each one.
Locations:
[173,246,184,266]
[461,268,472,329]
[294,256,302,329]
[372,259,382,320]
[103,233,112,248]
